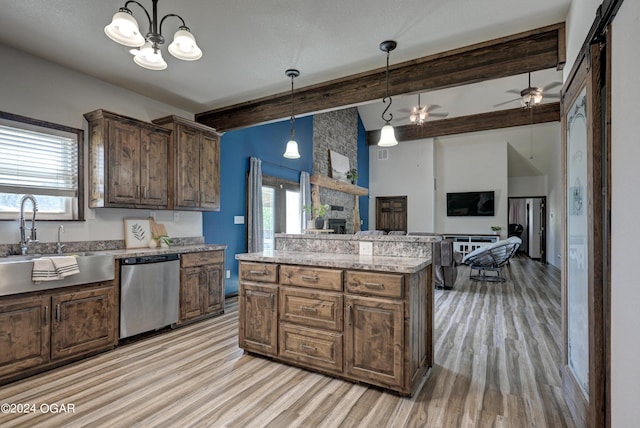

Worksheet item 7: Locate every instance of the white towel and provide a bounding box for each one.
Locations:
[31,258,60,282]
[51,256,80,278]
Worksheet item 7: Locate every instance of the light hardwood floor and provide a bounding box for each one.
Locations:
[0,257,574,427]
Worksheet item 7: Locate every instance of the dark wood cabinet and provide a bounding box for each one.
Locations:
[152,115,221,211]
[178,251,225,324]
[85,109,170,209]
[239,282,278,356]
[0,295,50,377]
[0,281,118,385]
[50,283,117,361]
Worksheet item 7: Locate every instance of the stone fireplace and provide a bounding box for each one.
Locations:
[327,218,346,234]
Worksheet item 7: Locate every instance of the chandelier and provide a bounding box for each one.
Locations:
[104,0,202,71]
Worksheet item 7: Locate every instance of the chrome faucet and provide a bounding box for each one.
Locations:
[19,195,38,255]
[56,225,66,255]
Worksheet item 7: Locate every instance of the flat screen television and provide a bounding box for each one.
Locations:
[446,191,495,216]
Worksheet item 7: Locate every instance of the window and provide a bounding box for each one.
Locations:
[262,175,300,250]
[0,111,83,220]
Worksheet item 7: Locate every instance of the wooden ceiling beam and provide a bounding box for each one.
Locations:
[196,23,565,132]
[366,102,560,144]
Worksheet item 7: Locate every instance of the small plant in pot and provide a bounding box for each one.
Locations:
[346,168,359,185]
[304,204,330,229]
[490,225,502,235]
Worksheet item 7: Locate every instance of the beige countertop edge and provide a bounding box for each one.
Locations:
[235,251,431,274]
[106,244,226,259]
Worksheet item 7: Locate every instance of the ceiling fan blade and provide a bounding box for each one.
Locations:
[506,89,521,95]
[398,108,412,113]
[543,81,562,91]
[544,93,560,99]
[429,112,449,118]
[425,104,442,113]
[493,98,520,107]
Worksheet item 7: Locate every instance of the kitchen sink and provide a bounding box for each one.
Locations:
[0,252,115,296]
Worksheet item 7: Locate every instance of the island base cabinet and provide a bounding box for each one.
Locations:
[344,295,404,390]
[0,296,50,377]
[51,285,116,361]
[239,283,278,356]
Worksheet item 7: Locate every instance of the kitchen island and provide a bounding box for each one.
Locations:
[236,234,437,396]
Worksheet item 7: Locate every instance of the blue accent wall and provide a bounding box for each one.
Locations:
[203,117,313,295]
[204,112,369,296]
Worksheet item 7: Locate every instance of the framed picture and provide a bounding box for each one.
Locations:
[123,218,152,249]
[329,150,350,182]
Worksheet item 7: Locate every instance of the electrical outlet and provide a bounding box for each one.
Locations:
[173,211,180,221]
[359,242,373,256]
[149,211,156,220]
[234,216,245,225]
[225,270,231,279]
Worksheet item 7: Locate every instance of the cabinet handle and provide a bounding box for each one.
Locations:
[56,303,60,323]
[364,282,384,289]
[249,270,267,276]
[299,343,317,352]
[270,294,275,311]
[301,306,317,313]
[143,186,148,199]
[136,185,140,199]
[347,304,352,326]
[301,275,319,282]
[44,305,49,326]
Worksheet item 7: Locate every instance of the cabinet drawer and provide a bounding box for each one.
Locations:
[346,271,404,298]
[182,250,224,267]
[280,265,342,291]
[280,286,343,331]
[239,262,278,283]
[279,324,342,373]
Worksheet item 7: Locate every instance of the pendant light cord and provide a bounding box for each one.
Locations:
[381,49,393,123]
[289,75,296,140]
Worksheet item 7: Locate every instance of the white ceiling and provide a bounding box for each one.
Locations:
[0,0,572,175]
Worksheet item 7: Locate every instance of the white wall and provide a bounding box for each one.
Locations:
[368,138,435,232]
[0,43,202,246]
[508,176,547,197]
[565,0,601,81]
[546,127,563,269]
[434,135,509,235]
[610,0,640,425]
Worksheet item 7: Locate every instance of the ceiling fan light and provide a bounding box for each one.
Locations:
[409,112,417,123]
[104,10,145,47]
[283,140,301,159]
[133,43,168,70]
[168,28,203,61]
[378,123,398,147]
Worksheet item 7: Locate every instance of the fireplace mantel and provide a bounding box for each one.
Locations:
[310,175,368,233]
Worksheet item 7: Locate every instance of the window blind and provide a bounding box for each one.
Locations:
[0,124,78,197]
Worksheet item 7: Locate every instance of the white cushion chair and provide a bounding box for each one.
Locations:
[462,237,522,282]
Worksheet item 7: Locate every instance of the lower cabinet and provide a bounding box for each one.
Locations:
[238,261,432,396]
[179,250,225,324]
[0,281,117,384]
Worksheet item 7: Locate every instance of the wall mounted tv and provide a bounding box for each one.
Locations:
[446,191,495,216]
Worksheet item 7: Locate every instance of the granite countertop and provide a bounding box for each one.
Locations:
[105,244,226,259]
[236,250,431,274]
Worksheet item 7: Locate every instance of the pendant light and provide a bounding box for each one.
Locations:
[377,40,398,147]
[283,69,301,159]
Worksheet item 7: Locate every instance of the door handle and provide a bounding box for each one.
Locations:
[347,304,352,326]
[270,294,275,311]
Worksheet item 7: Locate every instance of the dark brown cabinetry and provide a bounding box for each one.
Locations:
[152,115,221,211]
[178,250,225,324]
[0,281,118,384]
[84,109,171,209]
[237,261,432,396]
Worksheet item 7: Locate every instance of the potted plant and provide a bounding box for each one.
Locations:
[346,168,359,184]
[490,225,502,236]
[304,204,330,229]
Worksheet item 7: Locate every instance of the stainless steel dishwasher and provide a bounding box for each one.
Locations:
[120,253,180,339]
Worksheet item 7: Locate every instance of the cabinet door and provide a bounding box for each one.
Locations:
[51,284,116,361]
[203,264,224,316]
[344,295,404,389]
[0,295,50,377]
[140,128,169,207]
[180,266,204,321]
[239,282,278,356]
[199,132,220,210]
[107,119,140,204]
[174,125,200,208]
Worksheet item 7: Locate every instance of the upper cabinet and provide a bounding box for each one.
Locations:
[84,110,221,211]
[153,115,221,211]
[84,109,171,209]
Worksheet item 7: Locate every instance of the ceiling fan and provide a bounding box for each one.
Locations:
[494,72,561,109]
[398,94,449,125]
